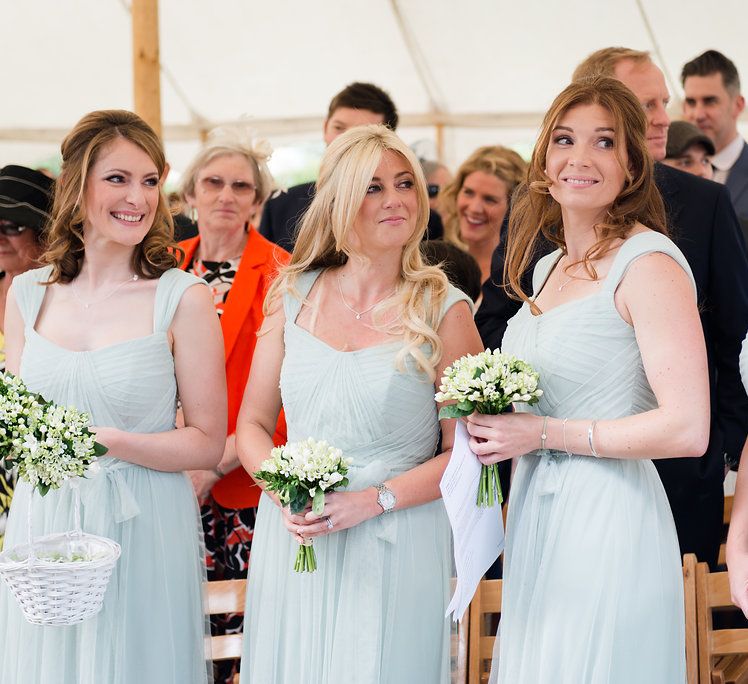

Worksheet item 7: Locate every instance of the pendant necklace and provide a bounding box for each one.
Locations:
[557,261,585,291]
[336,274,394,320]
[71,274,139,310]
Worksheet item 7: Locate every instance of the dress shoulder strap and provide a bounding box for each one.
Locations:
[11,265,52,327]
[602,231,696,298]
[532,249,563,297]
[437,283,473,328]
[153,268,207,333]
[283,269,322,323]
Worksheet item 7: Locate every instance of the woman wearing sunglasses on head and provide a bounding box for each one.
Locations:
[177,126,290,684]
[0,165,53,549]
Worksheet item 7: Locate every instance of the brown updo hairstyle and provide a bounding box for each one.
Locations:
[43,109,179,283]
[504,76,667,307]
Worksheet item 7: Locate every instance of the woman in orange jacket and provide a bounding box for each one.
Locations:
[178,127,289,684]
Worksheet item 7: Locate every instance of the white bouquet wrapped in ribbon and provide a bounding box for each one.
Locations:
[254,438,351,572]
[435,349,542,507]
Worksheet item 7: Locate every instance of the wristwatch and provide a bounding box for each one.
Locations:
[374,483,396,514]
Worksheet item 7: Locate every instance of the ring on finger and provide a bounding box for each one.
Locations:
[325,516,334,531]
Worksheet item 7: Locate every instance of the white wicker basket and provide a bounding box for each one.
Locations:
[0,485,121,626]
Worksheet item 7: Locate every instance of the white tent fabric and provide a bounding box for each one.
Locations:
[3,0,747,174]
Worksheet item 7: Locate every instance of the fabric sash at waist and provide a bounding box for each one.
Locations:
[77,457,141,525]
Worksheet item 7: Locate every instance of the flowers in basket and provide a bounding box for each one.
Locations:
[254,438,351,573]
[435,349,542,507]
[0,371,108,497]
[0,373,120,626]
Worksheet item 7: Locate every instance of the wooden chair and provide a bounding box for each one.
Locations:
[719,495,735,567]
[467,578,502,684]
[684,553,699,684]
[205,579,247,684]
[450,577,470,684]
[463,556,697,684]
[695,560,748,683]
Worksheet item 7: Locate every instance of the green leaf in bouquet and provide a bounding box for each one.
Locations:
[312,487,325,516]
[93,442,108,457]
[289,486,309,515]
[438,402,474,420]
[37,482,50,497]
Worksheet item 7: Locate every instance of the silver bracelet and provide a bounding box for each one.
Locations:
[540,416,548,451]
[588,420,601,458]
[562,418,572,456]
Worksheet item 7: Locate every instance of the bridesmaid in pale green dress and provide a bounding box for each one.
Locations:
[468,78,710,683]
[236,125,483,683]
[0,110,226,683]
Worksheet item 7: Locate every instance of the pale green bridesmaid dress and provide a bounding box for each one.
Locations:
[0,266,210,684]
[241,269,470,684]
[493,232,691,684]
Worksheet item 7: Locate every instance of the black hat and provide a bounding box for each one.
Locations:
[0,165,54,232]
[666,121,716,159]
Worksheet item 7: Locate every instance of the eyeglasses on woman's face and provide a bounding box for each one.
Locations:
[198,176,256,196]
[0,220,31,237]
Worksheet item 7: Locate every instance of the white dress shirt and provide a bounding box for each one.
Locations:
[711,134,745,184]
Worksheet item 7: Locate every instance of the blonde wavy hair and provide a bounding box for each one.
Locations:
[179,124,277,206]
[43,110,179,283]
[265,124,450,380]
[504,76,667,309]
[441,146,527,249]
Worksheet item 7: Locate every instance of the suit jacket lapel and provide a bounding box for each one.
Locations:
[727,141,748,204]
[654,163,684,236]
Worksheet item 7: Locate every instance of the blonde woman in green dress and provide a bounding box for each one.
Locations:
[237,125,483,683]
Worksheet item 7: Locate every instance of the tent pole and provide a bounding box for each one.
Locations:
[132,0,162,137]
[435,123,445,163]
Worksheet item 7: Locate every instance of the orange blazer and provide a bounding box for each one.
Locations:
[179,228,290,509]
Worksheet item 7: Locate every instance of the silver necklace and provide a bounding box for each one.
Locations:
[557,261,585,291]
[71,274,139,310]
[336,274,394,320]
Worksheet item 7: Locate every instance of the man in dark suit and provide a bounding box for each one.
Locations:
[682,50,748,247]
[260,82,398,252]
[476,47,748,569]
[260,82,443,251]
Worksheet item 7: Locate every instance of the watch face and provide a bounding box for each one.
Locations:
[378,488,396,511]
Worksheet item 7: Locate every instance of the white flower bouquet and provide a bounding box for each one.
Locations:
[435,349,542,507]
[0,372,108,497]
[254,438,351,572]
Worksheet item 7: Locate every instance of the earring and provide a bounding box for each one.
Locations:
[190,206,197,223]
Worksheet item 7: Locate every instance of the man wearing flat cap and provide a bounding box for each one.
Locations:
[0,164,53,548]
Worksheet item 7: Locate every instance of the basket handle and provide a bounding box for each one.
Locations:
[25,480,83,564]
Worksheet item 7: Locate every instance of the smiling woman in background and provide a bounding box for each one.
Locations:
[441,146,526,284]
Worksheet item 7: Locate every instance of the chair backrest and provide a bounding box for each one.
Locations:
[683,554,698,684]
[205,579,247,662]
[719,495,734,567]
[467,578,502,684]
[695,560,748,683]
